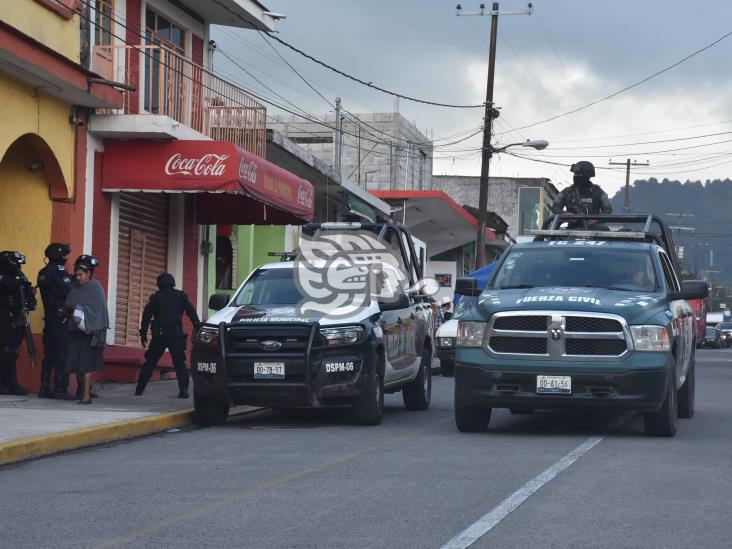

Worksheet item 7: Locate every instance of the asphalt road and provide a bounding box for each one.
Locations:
[2,349,732,549]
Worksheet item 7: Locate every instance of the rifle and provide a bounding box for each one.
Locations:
[17,283,38,369]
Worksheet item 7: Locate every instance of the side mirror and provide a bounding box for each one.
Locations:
[208,293,230,311]
[456,277,482,297]
[380,293,411,311]
[670,280,709,301]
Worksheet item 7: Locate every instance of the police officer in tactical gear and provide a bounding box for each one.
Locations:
[37,243,76,399]
[551,161,613,217]
[136,273,200,398]
[0,251,36,395]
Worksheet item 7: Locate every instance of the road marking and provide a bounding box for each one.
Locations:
[441,436,603,549]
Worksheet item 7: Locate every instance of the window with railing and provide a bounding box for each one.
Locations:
[144,8,186,117]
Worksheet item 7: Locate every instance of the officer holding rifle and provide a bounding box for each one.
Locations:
[0,251,37,395]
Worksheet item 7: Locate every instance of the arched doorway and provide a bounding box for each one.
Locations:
[0,133,67,389]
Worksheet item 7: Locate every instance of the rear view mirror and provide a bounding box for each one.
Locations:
[208,293,230,311]
[456,277,482,297]
[670,280,709,301]
[379,293,410,311]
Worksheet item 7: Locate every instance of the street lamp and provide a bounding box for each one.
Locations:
[475,139,549,266]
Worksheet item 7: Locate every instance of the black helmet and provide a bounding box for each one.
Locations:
[157,273,176,288]
[0,251,25,272]
[74,254,99,273]
[45,243,71,263]
[570,160,595,178]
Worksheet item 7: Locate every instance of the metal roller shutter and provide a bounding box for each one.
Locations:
[115,193,169,346]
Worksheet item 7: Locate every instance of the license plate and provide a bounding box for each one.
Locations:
[254,362,285,379]
[536,375,572,394]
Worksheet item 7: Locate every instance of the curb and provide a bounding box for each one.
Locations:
[0,406,262,467]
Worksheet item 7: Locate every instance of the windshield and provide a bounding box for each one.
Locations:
[232,268,304,306]
[492,247,658,292]
[706,327,718,336]
[717,322,732,330]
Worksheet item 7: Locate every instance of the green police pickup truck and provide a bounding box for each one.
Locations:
[454,215,708,437]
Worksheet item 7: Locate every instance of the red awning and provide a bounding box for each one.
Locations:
[102,140,315,224]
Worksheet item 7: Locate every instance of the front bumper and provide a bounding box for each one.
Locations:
[192,323,377,408]
[455,349,672,413]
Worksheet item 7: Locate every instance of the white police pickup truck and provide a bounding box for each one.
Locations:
[191,223,435,426]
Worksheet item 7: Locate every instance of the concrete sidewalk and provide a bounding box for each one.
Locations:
[0,381,256,466]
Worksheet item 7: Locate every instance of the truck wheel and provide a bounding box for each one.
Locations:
[352,359,384,426]
[643,368,678,437]
[194,390,229,426]
[403,347,432,411]
[678,361,695,419]
[455,401,491,432]
[439,360,455,377]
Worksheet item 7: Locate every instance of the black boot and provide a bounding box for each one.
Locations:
[53,372,76,401]
[178,387,189,399]
[38,371,55,398]
[135,383,145,396]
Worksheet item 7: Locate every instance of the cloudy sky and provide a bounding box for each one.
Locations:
[213,0,732,194]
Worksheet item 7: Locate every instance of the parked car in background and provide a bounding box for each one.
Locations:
[703,326,723,349]
[715,322,732,347]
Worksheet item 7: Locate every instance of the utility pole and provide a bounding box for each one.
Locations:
[456,2,533,267]
[609,158,649,213]
[334,97,342,179]
[667,212,694,273]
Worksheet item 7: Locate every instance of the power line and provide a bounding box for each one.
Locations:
[258,32,484,109]
[497,28,732,134]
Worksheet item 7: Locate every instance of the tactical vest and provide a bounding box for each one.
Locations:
[567,184,604,215]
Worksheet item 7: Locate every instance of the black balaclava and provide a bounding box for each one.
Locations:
[573,175,592,188]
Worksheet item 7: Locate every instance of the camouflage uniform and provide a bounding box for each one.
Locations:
[551,183,613,215]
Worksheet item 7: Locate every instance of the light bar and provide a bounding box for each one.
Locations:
[526,230,648,240]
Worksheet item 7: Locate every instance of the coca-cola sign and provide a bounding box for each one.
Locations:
[239,158,258,185]
[297,185,314,209]
[165,153,229,177]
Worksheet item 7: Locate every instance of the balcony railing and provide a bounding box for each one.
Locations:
[93,44,266,158]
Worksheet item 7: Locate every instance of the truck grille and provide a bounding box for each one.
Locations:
[489,336,547,355]
[487,312,629,360]
[565,317,622,333]
[227,325,312,353]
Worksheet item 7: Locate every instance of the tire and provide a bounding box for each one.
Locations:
[643,367,678,437]
[194,390,229,426]
[439,360,455,377]
[678,360,695,419]
[352,358,384,426]
[455,401,491,432]
[403,347,432,411]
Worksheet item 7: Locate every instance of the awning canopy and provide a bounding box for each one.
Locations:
[102,140,315,224]
[370,190,496,256]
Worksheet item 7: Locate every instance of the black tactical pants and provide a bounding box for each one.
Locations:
[42,316,69,393]
[138,332,189,392]
[0,318,24,391]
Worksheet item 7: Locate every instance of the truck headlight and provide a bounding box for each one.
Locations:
[630,325,671,352]
[319,326,364,346]
[439,337,455,348]
[195,325,219,345]
[458,322,486,347]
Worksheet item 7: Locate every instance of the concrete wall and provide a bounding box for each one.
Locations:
[268,112,433,192]
[433,175,556,238]
[0,0,82,64]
